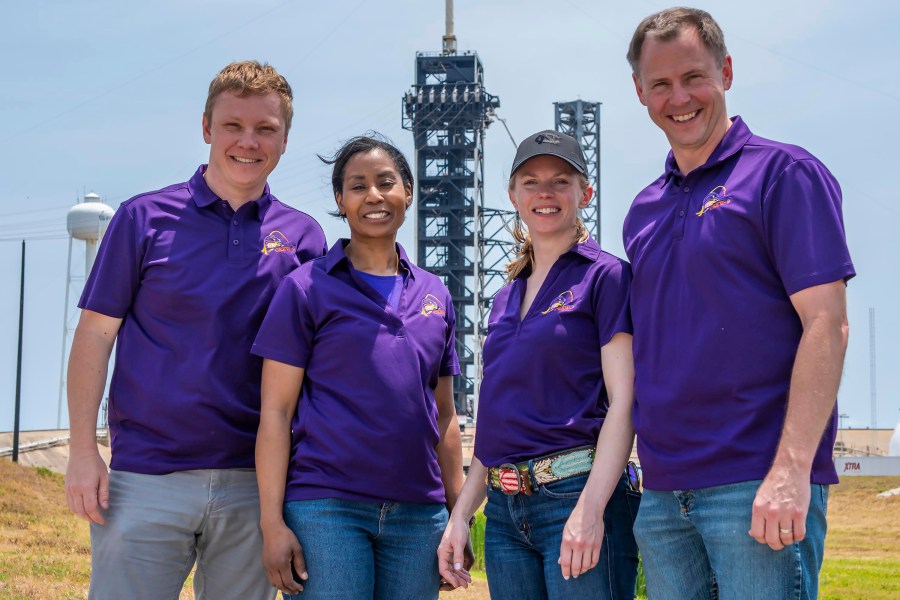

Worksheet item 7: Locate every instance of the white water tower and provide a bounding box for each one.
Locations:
[57,192,116,427]
[68,192,115,273]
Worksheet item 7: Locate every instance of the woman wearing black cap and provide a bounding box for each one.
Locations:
[438,131,640,599]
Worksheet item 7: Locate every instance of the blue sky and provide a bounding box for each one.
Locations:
[2,0,898,431]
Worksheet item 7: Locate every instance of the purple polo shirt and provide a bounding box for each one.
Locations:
[251,240,460,504]
[623,117,855,491]
[79,165,327,475]
[474,237,633,466]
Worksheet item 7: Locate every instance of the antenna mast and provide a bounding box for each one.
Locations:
[443,0,457,54]
[870,307,877,428]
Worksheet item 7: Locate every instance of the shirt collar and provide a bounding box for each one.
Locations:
[568,235,601,261]
[514,235,601,281]
[325,239,416,280]
[187,164,273,220]
[664,116,753,182]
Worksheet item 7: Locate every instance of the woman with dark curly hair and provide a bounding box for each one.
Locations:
[254,134,469,599]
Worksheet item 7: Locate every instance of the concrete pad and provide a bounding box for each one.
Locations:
[0,429,110,474]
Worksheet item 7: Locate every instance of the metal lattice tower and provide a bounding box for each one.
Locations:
[555,101,602,241]
[477,207,517,316]
[403,52,499,415]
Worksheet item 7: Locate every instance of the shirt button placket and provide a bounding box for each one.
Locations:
[678,183,692,238]
[227,210,244,263]
[670,182,691,240]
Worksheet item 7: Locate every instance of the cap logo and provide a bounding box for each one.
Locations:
[540,290,576,315]
[534,133,561,145]
[421,293,447,317]
[696,185,734,217]
[261,230,297,255]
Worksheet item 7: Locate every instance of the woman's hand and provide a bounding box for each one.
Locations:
[437,514,474,590]
[262,521,308,595]
[556,331,635,579]
[559,498,604,579]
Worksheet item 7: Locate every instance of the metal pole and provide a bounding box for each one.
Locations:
[445,0,453,38]
[869,307,877,450]
[442,0,457,54]
[596,102,603,243]
[472,142,481,421]
[13,240,25,462]
[58,236,73,428]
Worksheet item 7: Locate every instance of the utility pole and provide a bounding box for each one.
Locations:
[869,307,877,452]
[13,241,26,462]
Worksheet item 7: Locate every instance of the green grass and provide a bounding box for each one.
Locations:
[469,510,486,571]
[820,556,900,600]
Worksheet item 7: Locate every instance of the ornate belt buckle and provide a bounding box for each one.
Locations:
[497,463,522,495]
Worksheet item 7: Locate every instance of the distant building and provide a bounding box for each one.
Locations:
[834,429,894,457]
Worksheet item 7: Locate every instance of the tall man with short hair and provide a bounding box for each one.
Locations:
[65,60,326,600]
[623,8,853,599]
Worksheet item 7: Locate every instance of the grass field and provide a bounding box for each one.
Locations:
[0,459,897,599]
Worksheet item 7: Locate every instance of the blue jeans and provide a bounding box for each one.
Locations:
[282,498,447,600]
[484,472,641,600]
[634,480,829,600]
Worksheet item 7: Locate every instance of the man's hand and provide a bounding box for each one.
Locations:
[65,309,121,526]
[749,281,847,551]
[65,449,110,524]
[437,514,474,590]
[749,465,810,551]
[559,499,604,579]
[261,522,308,595]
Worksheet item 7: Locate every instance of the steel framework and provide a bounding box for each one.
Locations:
[554,100,602,242]
[403,51,499,415]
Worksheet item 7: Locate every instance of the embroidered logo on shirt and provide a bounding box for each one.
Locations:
[261,230,296,255]
[541,290,576,315]
[421,294,447,317]
[696,186,734,216]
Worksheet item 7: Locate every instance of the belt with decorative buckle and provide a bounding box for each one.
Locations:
[487,445,596,496]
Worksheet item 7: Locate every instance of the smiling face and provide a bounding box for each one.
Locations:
[202,90,288,205]
[633,25,733,173]
[508,155,592,242]
[336,149,412,242]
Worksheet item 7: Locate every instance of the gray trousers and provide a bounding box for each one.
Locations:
[89,469,275,600]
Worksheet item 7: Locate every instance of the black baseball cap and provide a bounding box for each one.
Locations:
[510,130,587,178]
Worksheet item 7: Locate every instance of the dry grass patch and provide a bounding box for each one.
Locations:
[0,461,91,600]
[826,476,900,557]
[439,573,490,600]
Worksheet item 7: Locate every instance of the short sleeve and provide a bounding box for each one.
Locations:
[78,206,141,318]
[252,275,316,368]
[763,159,855,295]
[439,291,461,377]
[593,259,633,347]
[295,222,328,264]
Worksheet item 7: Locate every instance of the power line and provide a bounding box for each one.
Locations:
[731,34,900,104]
[281,0,369,76]
[0,203,72,218]
[0,234,67,242]
[623,0,900,104]
[8,1,294,140]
